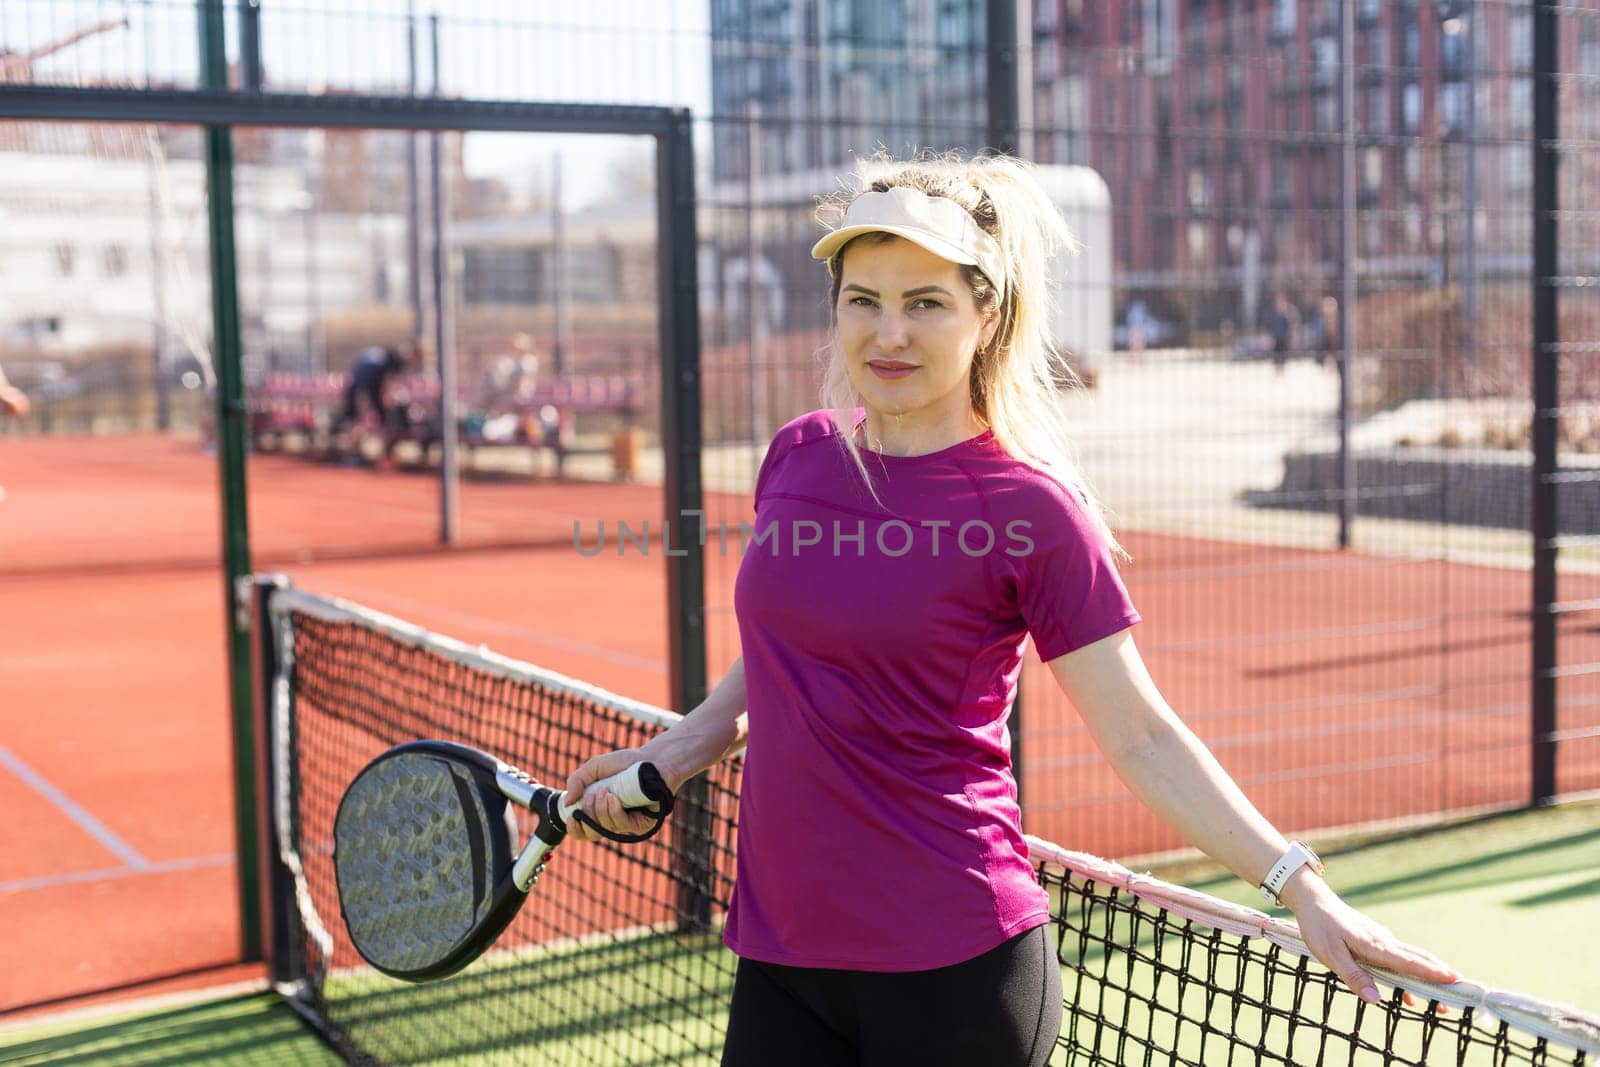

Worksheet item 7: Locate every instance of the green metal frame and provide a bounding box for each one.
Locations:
[0,22,707,962]
[197,0,260,959]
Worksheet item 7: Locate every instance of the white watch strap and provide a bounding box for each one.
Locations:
[1259,842,1319,904]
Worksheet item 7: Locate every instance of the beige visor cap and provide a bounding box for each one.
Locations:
[810,186,1006,302]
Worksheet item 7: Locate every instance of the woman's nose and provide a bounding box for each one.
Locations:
[876,312,910,351]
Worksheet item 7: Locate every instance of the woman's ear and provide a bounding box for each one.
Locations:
[979,306,1002,350]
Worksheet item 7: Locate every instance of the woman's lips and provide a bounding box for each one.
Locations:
[868,360,918,381]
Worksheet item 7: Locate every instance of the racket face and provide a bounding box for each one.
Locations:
[333,742,521,981]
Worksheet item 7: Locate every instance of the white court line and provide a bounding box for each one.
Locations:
[0,853,233,895]
[0,746,150,871]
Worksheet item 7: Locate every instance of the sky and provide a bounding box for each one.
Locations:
[2,0,713,210]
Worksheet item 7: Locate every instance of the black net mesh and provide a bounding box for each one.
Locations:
[1039,852,1596,1067]
[267,589,1598,1066]
[274,597,742,1066]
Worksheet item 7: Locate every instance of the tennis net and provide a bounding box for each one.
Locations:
[260,581,1600,1066]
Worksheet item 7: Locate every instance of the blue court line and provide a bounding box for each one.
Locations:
[0,745,150,871]
[0,853,233,895]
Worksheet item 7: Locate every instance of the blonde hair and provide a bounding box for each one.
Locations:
[817,150,1130,564]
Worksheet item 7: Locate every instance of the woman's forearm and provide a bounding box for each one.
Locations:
[638,657,748,792]
[1103,712,1300,898]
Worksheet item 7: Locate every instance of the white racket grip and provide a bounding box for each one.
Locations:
[558,760,653,827]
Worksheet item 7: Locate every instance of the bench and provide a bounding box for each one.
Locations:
[245,371,646,477]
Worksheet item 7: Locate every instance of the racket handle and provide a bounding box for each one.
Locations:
[557,760,664,827]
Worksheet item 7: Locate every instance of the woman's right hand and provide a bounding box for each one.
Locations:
[560,748,666,843]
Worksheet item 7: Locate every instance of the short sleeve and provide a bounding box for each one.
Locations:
[1014,485,1140,661]
[753,434,785,512]
[752,410,835,512]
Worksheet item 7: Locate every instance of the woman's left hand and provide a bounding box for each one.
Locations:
[1281,874,1462,1010]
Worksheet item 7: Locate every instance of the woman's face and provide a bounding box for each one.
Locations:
[835,236,998,430]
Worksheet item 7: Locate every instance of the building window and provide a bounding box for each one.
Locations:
[1313,35,1338,87]
[1366,26,1387,67]
[1315,92,1338,132]
[1272,156,1292,202]
[936,2,970,50]
[1362,147,1383,193]
[1509,77,1532,137]
[1362,214,1382,257]
[1401,82,1421,133]
[1440,19,1467,71]
[1187,221,1209,261]
[1272,0,1295,39]
[1440,81,1469,135]
[829,0,851,36]
[1504,144,1531,192]
[1274,217,1295,258]
[103,244,127,277]
[55,243,74,277]
[1036,39,1059,82]
[1144,0,1174,66]
[462,248,540,305]
[1403,146,1421,191]
[1366,84,1387,135]
[1509,10,1532,71]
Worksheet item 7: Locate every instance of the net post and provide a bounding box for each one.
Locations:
[657,109,713,931]
[253,574,302,987]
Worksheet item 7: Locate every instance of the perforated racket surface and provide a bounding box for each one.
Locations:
[335,743,521,980]
[333,739,671,982]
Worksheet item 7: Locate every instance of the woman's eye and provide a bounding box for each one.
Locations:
[912,298,942,310]
[848,296,875,308]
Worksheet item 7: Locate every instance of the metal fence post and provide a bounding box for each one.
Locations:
[1531,0,1559,804]
[200,0,260,961]
[1338,0,1357,549]
[659,110,711,930]
[987,0,1030,806]
[239,0,262,93]
[430,14,459,545]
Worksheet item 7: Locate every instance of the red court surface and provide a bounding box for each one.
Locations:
[2,432,1597,1016]
[0,433,669,573]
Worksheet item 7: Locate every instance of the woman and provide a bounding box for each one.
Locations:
[563,152,1459,1066]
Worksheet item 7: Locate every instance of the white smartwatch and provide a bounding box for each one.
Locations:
[1259,841,1324,906]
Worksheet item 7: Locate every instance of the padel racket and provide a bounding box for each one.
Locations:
[332,739,673,982]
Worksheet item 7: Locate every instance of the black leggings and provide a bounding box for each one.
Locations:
[720,924,1061,1067]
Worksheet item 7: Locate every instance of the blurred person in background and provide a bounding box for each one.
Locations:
[1267,290,1301,374]
[335,344,410,467]
[0,363,28,420]
[1317,295,1340,368]
[0,362,29,502]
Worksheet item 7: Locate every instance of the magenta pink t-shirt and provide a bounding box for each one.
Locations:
[723,410,1141,971]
